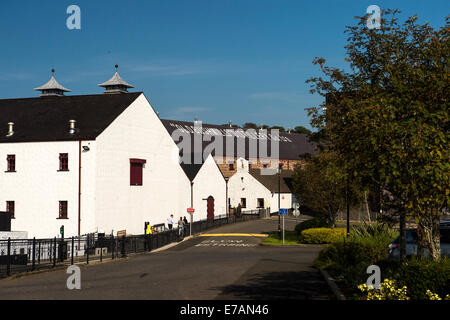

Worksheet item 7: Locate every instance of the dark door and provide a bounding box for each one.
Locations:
[207,196,215,222]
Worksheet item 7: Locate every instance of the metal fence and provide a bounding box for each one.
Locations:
[0,212,262,279]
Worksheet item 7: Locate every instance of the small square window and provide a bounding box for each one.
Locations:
[229,163,235,171]
[6,201,15,218]
[59,153,69,171]
[240,198,246,208]
[257,198,264,208]
[59,201,68,219]
[7,155,15,172]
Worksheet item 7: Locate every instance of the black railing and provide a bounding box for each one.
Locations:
[0,212,263,278]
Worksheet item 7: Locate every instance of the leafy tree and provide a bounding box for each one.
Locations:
[306,10,449,260]
[294,126,312,135]
[292,150,360,227]
[243,122,258,129]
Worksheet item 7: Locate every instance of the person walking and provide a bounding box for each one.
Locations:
[178,217,185,239]
[183,216,189,236]
[168,214,174,230]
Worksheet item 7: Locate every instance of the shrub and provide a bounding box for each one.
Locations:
[300,228,346,244]
[294,217,327,237]
[358,279,410,300]
[315,225,397,288]
[381,257,450,300]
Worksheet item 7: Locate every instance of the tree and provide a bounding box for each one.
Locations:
[306,10,449,260]
[243,122,258,129]
[294,126,312,135]
[292,150,360,227]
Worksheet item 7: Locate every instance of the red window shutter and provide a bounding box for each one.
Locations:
[130,159,146,186]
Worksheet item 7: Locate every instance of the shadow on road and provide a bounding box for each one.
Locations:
[213,270,334,300]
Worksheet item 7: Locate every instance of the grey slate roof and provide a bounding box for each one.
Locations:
[34,76,71,92]
[161,119,318,160]
[98,72,134,88]
[249,168,294,193]
[0,92,142,143]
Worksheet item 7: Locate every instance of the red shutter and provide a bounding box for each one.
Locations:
[130,159,146,186]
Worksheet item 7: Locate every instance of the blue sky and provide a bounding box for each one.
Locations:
[0,1,448,129]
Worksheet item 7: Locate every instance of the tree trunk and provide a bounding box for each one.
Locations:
[418,212,441,261]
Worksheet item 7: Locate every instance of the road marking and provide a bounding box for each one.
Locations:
[195,239,257,247]
[199,233,268,238]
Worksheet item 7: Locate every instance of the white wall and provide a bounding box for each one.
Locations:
[94,93,191,235]
[228,158,272,211]
[0,140,96,238]
[228,158,293,213]
[190,154,226,221]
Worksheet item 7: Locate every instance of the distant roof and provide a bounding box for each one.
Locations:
[98,72,134,88]
[161,119,317,160]
[34,75,71,92]
[249,168,294,193]
[0,92,142,143]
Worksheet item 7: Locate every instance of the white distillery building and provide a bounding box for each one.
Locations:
[180,153,227,222]
[228,158,295,213]
[0,71,191,239]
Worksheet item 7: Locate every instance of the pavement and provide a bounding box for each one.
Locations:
[0,216,334,300]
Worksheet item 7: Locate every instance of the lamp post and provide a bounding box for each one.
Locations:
[224,177,229,217]
[278,163,282,239]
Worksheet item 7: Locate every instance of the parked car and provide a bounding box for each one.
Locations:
[388,221,450,258]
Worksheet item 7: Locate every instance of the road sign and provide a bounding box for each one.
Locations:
[279,208,288,216]
[293,209,300,217]
[293,202,300,209]
[187,208,195,213]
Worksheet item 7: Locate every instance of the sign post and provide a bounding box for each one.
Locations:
[187,208,195,236]
[279,209,288,245]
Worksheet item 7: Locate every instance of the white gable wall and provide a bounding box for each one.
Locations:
[191,154,226,221]
[228,158,272,211]
[94,93,191,235]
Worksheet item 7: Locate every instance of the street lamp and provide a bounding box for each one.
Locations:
[224,177,229,217]
[278,162,282,238]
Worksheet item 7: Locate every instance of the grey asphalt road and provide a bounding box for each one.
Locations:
[0,216,334,300]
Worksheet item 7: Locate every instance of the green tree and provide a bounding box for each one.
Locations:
[294,126,312,135]
[306,10,449,261]
[292,151,360,227]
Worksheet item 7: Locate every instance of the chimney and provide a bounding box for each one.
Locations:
[6,122,14,137]
[229,121,233,128]
[194,116,199,124]
[69,120,76,134]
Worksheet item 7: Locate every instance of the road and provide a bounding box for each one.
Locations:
[0,216,334,300]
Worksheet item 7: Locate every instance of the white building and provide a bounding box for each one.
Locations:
[0,71,191,238]
[228,158,295,213]
[180,153,226,222]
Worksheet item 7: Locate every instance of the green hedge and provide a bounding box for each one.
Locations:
[295,217,328,237]
[300,228,346,244]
